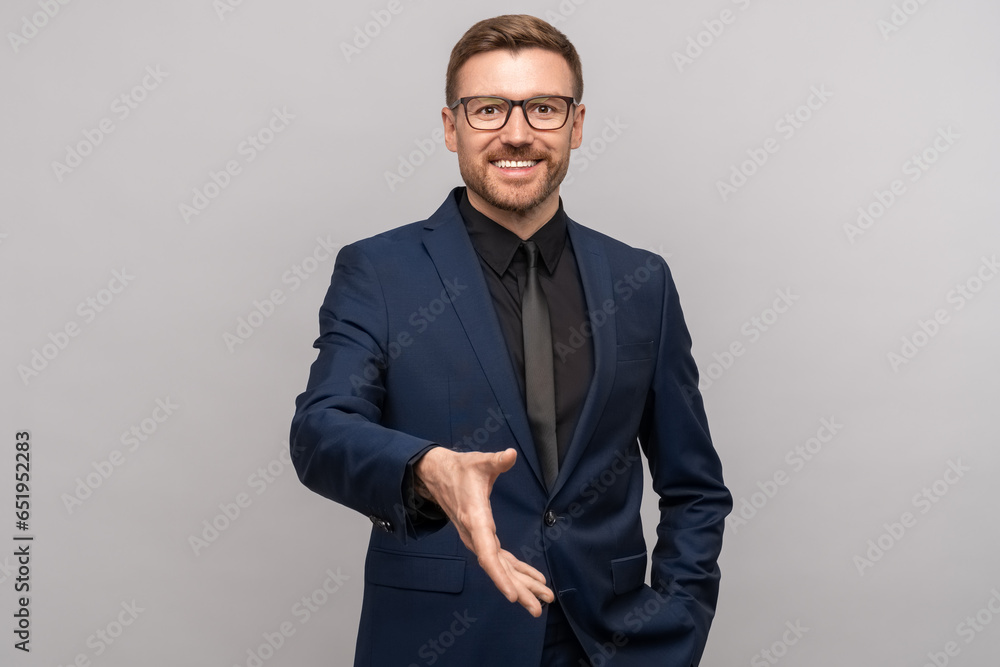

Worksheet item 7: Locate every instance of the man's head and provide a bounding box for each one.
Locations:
[442,15,586,228]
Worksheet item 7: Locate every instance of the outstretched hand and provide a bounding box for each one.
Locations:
[414,447,554,617]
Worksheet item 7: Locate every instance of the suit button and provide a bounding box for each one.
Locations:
[369,515,392,533]
[544,510,557,527]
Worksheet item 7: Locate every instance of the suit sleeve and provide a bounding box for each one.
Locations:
[638,256,732,664]
[290,242,446,542]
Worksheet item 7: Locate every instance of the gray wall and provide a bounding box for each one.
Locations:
[2,1,998,665]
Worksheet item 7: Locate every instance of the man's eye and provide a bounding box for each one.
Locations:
[478,105,501,115]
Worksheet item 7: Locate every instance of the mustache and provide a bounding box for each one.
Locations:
[488,150,547,162]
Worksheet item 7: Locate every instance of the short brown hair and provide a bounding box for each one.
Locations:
[445,14,583,105]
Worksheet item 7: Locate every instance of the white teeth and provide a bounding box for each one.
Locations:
[493,160,538,168]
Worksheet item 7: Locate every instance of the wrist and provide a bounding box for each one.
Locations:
[413,445,445,500]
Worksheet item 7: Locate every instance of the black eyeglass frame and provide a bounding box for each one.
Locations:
[447,95,578,131]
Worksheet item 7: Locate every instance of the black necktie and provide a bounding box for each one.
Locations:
[520,240,559,490]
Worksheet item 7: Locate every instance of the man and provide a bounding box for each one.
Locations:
[291,14,731,666]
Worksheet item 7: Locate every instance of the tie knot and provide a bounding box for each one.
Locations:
[522,240,540,270]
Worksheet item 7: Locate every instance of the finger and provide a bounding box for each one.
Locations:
[465,527,518,604]
[507,562,553,600]
[510,576,545,617]
[466,532,550,615]
[504,553,548,584]
[501,553,554,605]
[518,574,554,605]
[494,550,553,616]
[479,554,519,604]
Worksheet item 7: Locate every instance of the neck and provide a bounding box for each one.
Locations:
[465,189,560,240]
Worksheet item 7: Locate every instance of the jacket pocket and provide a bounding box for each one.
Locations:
[365,548,466,593]
[610,551,648,595]
[616,341,654,362]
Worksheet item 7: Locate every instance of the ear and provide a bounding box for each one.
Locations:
[442,107,458,153]
[569,103,586,150]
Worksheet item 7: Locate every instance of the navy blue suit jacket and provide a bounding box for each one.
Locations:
[291,189,731,666]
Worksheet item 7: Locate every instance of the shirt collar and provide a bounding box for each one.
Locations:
[458,187,567,276]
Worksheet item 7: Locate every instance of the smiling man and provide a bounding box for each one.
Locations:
[291,14,731,667]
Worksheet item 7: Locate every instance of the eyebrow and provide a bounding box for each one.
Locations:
[464,93,573,99]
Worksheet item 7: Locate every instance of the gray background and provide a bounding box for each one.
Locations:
[2,0,999,665]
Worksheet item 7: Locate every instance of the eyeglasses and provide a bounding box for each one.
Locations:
[448,95,577,131]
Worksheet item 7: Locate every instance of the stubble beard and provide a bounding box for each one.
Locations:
[458,146,571,216]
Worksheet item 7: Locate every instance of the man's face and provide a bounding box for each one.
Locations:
[443,48,585,218]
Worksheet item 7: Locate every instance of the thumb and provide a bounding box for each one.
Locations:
[491,448,517,474]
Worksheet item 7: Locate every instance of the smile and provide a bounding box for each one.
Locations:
[491,160,540,169]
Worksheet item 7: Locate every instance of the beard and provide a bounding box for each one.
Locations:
[457,144,571,216]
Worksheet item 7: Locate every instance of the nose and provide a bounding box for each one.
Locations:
[499,104,534,145]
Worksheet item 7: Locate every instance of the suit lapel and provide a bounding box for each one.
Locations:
[421,193,546,488]
[551,220,617,497]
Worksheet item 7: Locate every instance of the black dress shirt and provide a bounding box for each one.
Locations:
[458,188,594,465]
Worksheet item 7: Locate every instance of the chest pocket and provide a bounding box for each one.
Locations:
[616,340,654,362]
